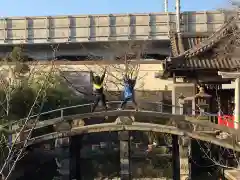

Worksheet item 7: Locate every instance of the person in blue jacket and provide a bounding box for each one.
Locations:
[119,72,138,110]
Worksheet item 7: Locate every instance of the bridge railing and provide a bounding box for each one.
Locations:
[3,101,162,129]
[1,100,221,131]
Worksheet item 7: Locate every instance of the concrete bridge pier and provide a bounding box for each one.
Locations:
[118,131,131,180]
[69,135,82,180]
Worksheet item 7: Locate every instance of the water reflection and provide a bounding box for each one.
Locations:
[54,133,173,180]
[11,133,221,180]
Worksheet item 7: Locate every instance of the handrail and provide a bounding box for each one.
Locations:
[17,109,237,138]
[1,101,120,128]
[2,100,219,129]
[15,110,236,137]
[2,100,158,128]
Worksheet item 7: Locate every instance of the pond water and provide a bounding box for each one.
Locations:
[11,133,224,180]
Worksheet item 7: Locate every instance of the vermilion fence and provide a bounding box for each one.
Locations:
[218,115,235,129]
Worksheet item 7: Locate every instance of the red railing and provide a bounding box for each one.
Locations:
[218,115,235,128]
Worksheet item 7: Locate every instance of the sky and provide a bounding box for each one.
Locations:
[0,0,229,17]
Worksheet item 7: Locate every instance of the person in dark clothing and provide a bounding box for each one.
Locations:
[119,73,138,110]
[90,68,107,112]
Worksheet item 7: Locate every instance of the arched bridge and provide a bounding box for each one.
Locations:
[5,101,240,152]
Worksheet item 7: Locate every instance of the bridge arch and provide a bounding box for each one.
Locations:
[6,101,239,138]
[8,101,240,152]
[23,121,240,152]
[27,110,240,138]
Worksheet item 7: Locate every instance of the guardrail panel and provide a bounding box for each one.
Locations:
[10,29,25,40]
[51,28,69,38]
[135,25,150,36]
[154,24,170,34]
[74,27,89,39]
[74,16,90,27]
[0,19,5,29]
[0,30,4,40]
[97,15,109,26]
[51,17,69,28]
[155,13,171,23]
[10,19,26,29]
[135,14,150,25]
[207,11,225,23]
[96,26,110,37]
[0,11,236,44]
[30,18,47,28]
[115,15,130,26]
[115,26,129,37]
[29,29,47,39]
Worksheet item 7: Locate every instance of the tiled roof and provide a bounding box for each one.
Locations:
[177,17,236,58]
[172,57,240,70]
[168,17,239,70]
[181,35,209,51]
[170,33,210,56]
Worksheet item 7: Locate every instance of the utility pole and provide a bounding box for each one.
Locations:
[176,0,181,32]
[164,0,168,12]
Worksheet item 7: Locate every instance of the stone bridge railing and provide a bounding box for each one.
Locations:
[2,101,240,151]
[2,100,216,130]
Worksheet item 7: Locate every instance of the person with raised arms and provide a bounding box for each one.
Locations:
[90,67,108,112]
[119,71,138,111]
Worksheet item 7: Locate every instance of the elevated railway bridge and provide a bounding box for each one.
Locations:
[2,101,240,180]
[0,10,235,60]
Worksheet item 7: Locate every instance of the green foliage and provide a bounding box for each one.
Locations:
[0,72,89,167]
[9,46,29,62]
[9,87,36,118]
[14,63,30,74]
[0,69,90,173]
[0,46,34,62]
[0,73,89,123]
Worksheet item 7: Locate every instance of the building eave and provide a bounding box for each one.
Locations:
[170,16,237,60]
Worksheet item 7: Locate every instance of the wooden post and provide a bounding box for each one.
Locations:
[69,135,82,180]
[118,131,131,180]
[179,136,191,180]
[235,78,240,129]
[172,136,192,180]
[171,83,195,179]
[172,135,180,180]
